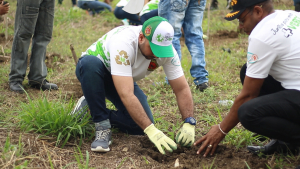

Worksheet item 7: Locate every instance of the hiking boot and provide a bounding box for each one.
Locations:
[29,79,58,91]
[196,82,209,92]
[70,96,90,120]
[91,122,112,152]
[9,81,25,93]
[210,0,218,10]
[247,139,300,155]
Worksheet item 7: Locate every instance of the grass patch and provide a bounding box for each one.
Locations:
[17,93,93,148]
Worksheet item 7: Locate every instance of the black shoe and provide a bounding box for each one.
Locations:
[9,81,25,93]
[210,0,218,10]
[295,165,300,169]
[196,82,209,92]
[29,79,58,91]
[247,139,300,155]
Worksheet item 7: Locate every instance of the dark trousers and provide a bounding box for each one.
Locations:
[75,55,154,135]
[114,6,142,25]
[9,0,54,83]
[238,64,300,145]
[140,9,158,24]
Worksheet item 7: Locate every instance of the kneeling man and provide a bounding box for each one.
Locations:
[74,17,196,154]
[195,0,300,156]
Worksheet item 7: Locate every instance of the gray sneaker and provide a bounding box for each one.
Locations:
[91,123,112,152]
[70,96,89,120]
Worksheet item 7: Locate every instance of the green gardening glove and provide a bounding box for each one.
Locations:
[144,124,177,154]
[176,123,195,147]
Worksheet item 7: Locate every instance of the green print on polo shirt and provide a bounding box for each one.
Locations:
[86,34,110,67]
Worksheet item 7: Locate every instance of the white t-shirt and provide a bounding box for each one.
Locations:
[246,10,300,91]
[82,25,183,82]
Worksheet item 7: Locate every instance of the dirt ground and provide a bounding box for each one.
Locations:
[0,127,275,169]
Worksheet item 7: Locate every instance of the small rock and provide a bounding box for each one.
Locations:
[122,147,128,152]
[174,158,180,167]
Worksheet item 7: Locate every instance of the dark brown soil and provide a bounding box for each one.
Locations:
[0,127,281,169]
[212,30,239,39]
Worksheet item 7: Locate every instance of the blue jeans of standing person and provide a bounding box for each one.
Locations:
[114,6,142,25]
[140,9,158,24]
[159,0,208,85]
[72,0,76,6]
[9,0,55,83]
[294,0,300,5]
[75,55,154,135]
[77,0,111,14]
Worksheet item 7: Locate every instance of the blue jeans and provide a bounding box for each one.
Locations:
[77,0,111,14]
[114,6,142,25]
[9,0,55,83]
[140,9,158,24]
[295,0,300,5]
[159,0,208,85]
[75,55,154,135]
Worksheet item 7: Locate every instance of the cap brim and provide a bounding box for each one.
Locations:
[122,0,144,14]
[224,9,245,21]
[149,41,174,58]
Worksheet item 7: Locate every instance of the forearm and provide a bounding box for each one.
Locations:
[120,94,152,130]
[220,93,258,133]
[175,87,194,120]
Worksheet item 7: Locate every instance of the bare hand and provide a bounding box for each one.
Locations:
[194,125,226,157]
[0,2,9,15]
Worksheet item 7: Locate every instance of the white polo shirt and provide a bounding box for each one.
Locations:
[246,10,300,91]
[82,25,183,82]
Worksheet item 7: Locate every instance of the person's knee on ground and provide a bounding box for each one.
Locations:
[114,6,125,19]
[238,101,258,132]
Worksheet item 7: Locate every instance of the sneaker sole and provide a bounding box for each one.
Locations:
[91,146,110,152]
[70,96,86,115]
[10,89,25,94]
[91,141,112,152]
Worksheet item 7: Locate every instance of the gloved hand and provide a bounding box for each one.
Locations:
[144,124,177,154]
[176,123,195,147]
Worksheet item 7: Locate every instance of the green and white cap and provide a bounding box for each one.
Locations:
[142,16,174,58]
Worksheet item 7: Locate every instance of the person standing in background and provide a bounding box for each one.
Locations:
[9,0,58,93]
[159,0,209,91]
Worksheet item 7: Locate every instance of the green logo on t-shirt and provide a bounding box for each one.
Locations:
[287,16,300,30]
